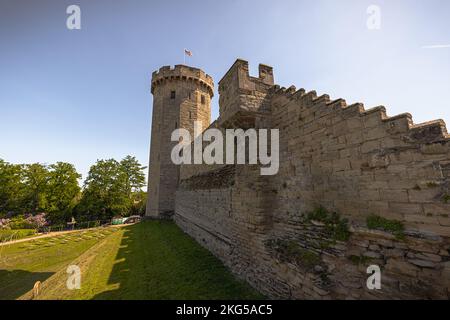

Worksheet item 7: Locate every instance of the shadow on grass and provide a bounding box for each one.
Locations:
[92,223,136,300]
[92,221,263,300]
[0,269,54,300]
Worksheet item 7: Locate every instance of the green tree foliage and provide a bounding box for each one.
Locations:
[120,155,147,198]
[0,160,24,215]
[46,162,81,224]
[0,160,82,220]
[130,191,147,216]
[21,163,49,214]
[77,159,129,220]
[0,156,146,225]
[76,156,146,221]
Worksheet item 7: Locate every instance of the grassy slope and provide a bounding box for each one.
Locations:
[0,227,118,300]
[23,221,263,300]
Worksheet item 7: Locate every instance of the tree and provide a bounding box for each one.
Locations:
[46,162,81,224]
[21,163,49,214]
[0,159,24,216]
[1,156,146,223]
[77,159,130,221]
[130,191,147,216]
[120,155,146,198]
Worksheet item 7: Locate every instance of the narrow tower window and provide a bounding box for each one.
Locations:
[171,91,176,99]
[201,95,206,104]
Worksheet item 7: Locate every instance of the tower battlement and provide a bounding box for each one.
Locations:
[217,59,274,123]
[151,65,214,97]
[218,59,274,93]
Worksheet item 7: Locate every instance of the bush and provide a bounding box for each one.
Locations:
[8,213,48,230]
[9,216,35,230]
[26,213,48,228]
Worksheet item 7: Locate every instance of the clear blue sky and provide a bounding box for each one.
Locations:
[1,0,449,183]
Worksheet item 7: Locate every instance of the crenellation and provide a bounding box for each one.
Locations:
[151,64,214,97]
[258,64,274,85]
[286,85,296,95]
[292,88,307,100]
[302,90,318,103]
[312,94,331,108]
[409,120,449,143]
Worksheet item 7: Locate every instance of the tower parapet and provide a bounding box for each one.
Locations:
[151,65,214,97]
[218,59,274,128]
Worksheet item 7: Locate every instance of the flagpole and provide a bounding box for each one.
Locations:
[183,49,186,65]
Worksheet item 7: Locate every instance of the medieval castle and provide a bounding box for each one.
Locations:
[146,59,450,299]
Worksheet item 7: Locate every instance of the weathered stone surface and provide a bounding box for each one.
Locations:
[363,251,383,259]
[383,248,405,258]
[407,252,442,262]
[385,259,420,277]
[408,259,437,268]
[147,59,450,300]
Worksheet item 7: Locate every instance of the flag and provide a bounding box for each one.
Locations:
[184,49,192,57]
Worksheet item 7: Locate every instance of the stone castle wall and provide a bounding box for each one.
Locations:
[152,59,450,299]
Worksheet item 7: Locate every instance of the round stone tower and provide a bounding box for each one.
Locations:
[146,65,214,218]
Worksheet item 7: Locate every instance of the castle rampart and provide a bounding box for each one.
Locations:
[149,59,450,299]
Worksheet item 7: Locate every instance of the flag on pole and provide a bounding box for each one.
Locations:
[184,49,193,57]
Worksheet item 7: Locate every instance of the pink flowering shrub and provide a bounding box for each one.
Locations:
[8,213,48,229]
[25,213,48,228]
[0,218,11,229]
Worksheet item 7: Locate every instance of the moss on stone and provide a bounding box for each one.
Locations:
[318,240,332,250]
[442,194,450,204]
[265,239,321,271]
[307,207,351,242]
[426,182,439,188]
[366,214,405,240]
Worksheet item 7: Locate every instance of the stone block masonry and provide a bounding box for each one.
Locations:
[147,59,450,299]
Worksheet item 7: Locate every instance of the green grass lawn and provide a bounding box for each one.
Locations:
[0,227,118,300]
[3,221,263,300]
